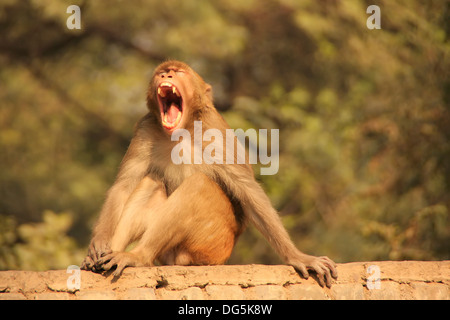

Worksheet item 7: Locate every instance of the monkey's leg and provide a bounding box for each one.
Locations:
[109,176,167,252]
[98,172,239,276]
[81,183,137,271]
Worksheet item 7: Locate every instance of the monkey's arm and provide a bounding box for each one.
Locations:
[81,117,154,271]
[246,182,337,287]
[80,182,132,271]
[220,165,338,287]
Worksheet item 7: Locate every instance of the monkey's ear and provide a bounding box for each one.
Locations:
[205,84,213,104]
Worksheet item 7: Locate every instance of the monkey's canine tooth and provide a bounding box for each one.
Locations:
[158,87,167,98]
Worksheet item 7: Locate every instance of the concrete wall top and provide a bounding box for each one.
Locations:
[0,261,449,300]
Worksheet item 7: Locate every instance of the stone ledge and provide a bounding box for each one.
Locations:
[0,261,449,300]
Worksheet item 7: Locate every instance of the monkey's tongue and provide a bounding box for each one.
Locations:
[162,103,182,128]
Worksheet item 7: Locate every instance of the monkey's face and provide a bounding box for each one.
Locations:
[148,61,212,134]
[155,68,188,133]
[148,63,192,133]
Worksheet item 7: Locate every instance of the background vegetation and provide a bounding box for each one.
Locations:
[1,0,449,270]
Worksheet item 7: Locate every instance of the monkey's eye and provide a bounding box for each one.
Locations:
[158,70,185,78]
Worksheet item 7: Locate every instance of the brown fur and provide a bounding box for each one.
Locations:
[81,60,338,287]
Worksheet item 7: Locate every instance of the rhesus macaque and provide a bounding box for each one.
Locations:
[81,60,338,287]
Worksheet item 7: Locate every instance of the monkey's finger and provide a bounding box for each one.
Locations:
[318,256,338,280]
[97,255,113,266]
[332,269,338,279]
[314,268,326,287]
[93,249,100,262]
[307,261,330,287]
[94,244,111,262]
[97,249,113,263]
[113,263,126,277]
[81,256,94,270]
[326,260,338,280]
[291,263,309,279]
[323,265,333,288]
[102,258,117,272]
[312,261,335,288]
[88,243,99,262]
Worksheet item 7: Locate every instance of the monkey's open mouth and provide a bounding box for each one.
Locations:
[157,82,183,131]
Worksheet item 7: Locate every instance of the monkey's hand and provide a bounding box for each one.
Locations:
[287,253,338,288]
[80,236,112,272]
[96,251,145,277]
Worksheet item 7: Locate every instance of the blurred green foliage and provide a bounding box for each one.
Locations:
[0,0,449,270]
[0,211,85,270]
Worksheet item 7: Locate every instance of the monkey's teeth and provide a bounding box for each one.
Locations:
[158,87,167,98]
[162,111,182,129]
[158,83,181,98]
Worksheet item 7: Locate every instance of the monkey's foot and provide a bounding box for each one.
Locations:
[96,252,144,277]
[81,237,112,272]
[288,254,338,288]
